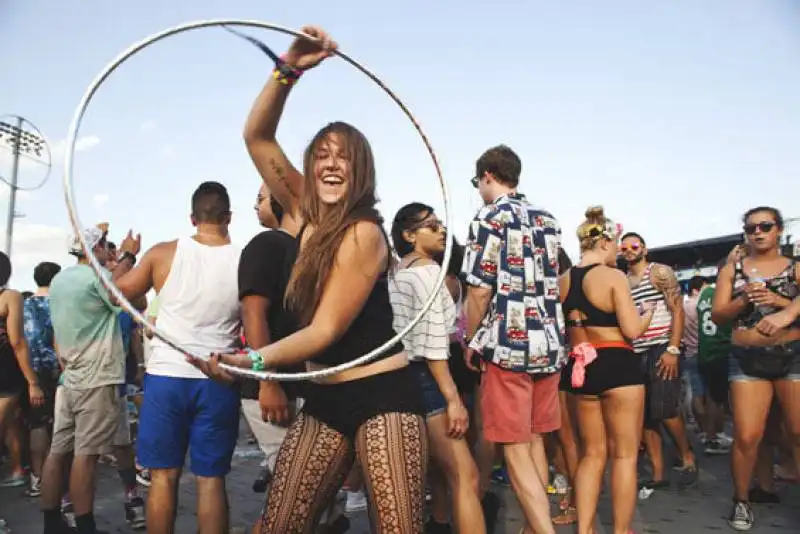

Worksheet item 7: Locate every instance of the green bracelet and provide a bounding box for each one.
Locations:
[248,350,266,372]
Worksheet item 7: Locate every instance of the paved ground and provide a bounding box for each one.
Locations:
[1,434,798,533]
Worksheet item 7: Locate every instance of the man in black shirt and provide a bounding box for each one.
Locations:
[237,184,303,489]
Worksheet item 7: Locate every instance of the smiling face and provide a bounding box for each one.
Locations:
[744,209,781,253]
[620,235,646,265]
[311,132,352,206]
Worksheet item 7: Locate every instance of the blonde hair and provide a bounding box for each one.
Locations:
[577,206,619,251]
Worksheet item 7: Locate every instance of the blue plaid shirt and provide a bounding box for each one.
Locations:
[23,296,60,373]
[461,193,566,374]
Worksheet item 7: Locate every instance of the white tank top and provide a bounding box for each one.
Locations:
[147,237,242,379]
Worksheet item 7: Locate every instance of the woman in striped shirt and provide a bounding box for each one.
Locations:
[389,203,485,534]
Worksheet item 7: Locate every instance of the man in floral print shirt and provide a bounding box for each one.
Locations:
[462,145,564,534]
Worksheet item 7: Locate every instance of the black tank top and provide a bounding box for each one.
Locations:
[732,258,800,329]
[289,225,404,367]
[563,265,620,328]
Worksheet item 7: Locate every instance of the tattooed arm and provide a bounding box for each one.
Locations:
[651,263,685,350]
[243,71,305,222]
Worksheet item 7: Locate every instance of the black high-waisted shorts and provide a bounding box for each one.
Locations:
[302,364,425,441]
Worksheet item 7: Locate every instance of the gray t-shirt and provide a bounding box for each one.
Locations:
[49,265,125,390]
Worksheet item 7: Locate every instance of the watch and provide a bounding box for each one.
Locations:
[666,345,681,356]
[118,251,136,265]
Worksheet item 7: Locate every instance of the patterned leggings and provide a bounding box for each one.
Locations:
[256,411,428,534]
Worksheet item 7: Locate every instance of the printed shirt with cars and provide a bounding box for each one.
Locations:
[462,193,566,374]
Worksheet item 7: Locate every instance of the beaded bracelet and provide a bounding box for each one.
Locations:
[248,349,266,372]
[272,55,303,86]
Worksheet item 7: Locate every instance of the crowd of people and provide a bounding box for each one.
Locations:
[0,24,798,534]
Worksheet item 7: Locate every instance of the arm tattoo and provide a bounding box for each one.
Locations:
[267,157,298,199]
[652,264,681,306]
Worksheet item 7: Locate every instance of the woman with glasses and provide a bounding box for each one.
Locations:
[712,206,800,531]
[388,203,485,534]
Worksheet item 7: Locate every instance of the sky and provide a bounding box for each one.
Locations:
[1,0,799,290]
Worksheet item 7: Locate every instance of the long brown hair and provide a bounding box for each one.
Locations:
[285,122,383,326]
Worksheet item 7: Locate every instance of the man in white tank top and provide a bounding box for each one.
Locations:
[112,182,242,533]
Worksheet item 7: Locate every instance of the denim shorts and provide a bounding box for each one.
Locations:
[410,361,447,418]
[728,347,800,382]
[683,356,705,398]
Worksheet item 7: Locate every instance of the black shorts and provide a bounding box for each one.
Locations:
[561,345,644,396]
[23,369,60,430]
[698,357,729,405]
[640,344,684,425]
[302,365,425,441]
[448,342,479,395]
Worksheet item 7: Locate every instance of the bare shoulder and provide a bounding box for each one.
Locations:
[650,262,681,301]
[0,288,22,312]
[346,221,386,254]
[605,267,628,283]
[145,240,178,261]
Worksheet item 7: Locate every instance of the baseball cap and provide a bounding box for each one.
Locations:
[69,227,107,257]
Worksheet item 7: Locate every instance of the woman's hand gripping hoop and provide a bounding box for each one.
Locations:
[63,19,451,382]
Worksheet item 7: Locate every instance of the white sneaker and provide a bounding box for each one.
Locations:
[344,490,368,514]
[716,432,734,447]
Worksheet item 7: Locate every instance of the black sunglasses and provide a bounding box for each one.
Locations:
[412,219,447,233]
[470,175,481,188]
[743,221,776,235]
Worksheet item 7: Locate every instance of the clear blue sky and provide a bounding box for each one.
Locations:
[1,0,799,289]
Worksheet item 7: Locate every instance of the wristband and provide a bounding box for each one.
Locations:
[118,251,136,265]
[248,349,266,372]
[272,55,303,86]
[666,345,681,356]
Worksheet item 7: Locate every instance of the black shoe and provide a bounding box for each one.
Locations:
[481,492,500,534]
[319,515,350,534]
[252,466,272,493]
[748,487,780,504]
[424,519,452,534]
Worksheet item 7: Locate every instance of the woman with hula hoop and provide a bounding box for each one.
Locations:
[194,26,428,534]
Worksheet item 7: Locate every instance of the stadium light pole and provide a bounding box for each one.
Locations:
[0,115,50,258]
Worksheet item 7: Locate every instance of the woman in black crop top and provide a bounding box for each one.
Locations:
[559,207,654,534]
[711,206,800,531]
[196,26,427,534]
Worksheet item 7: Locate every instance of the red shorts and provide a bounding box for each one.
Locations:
[480,364,561,443]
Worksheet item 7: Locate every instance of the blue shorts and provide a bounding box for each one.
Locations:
[137,374,241,477]
[410,361,447,418]
[683,357,705,398]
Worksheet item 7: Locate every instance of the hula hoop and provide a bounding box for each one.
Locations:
[64,20,451,382]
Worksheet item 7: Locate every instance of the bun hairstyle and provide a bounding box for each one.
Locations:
[577,205,619,251]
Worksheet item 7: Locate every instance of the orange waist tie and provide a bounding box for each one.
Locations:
[577,340,632,351]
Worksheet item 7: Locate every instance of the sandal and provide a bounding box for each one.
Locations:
[673,459,699,488]
[551,505,577,525]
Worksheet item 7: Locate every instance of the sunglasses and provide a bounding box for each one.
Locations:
[470,175,481,188]
[413,219,447,233]
[743,221,776,235]
[619,243,642,252]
